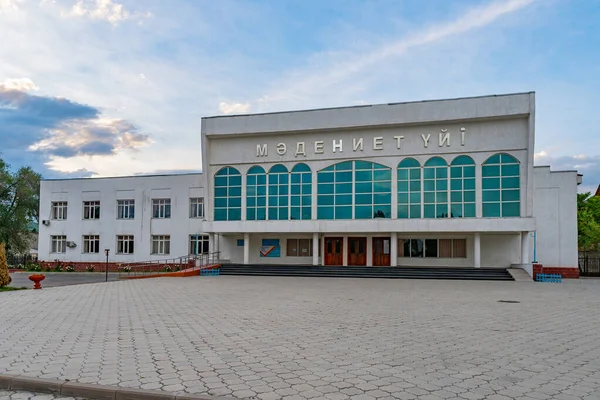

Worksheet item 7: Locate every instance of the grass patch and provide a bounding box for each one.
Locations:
[0,286,28,292]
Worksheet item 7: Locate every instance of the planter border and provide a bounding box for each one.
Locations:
[0,373,234,400]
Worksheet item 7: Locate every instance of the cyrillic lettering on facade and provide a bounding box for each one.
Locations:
[314,141,324,154]
[461,127,466,146]
[256,144,268,157]
[373,137,383,150]
[393,135,405,149]
[276,143,287,155]
[439,129,450,147]
[295,142,306,157]
[353,138,363,152]
[421,134,431,148]
[333,139,343,153]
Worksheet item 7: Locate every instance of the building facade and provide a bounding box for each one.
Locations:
[38,92,581,277]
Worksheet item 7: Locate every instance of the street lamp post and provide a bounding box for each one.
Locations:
[104,249,110,282]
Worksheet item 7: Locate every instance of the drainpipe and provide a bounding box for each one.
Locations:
[532,231,537,263]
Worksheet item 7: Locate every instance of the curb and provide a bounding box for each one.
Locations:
[0,374,234,400]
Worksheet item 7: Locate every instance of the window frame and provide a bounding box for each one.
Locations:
[189,197,205,219]
[82,235,100,254]
[50,235,67,253]
[286,238,313,257]
[116,235,135,254]
[117,200,135,220]
[83,201,101,220]
[189,234,210,255]
[399,238,467,258]
[151,235,171,255]
[152,198,172,219]
[51,202,68,220]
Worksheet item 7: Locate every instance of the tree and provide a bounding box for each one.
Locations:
[577,192,600,252]
[0,158,41,254]
[0,243,11,287]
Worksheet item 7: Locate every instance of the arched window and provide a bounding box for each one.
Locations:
[397,158,421,219]
[268,164,289,220]
[214,167,241,221]
[291,163,311,220]
[317,161,391,220]
[450,156,476,218]
[246,166,266,220]
[482,153,520,217]
[423,157,448,218]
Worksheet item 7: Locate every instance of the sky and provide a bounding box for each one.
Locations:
[0,0,599,192]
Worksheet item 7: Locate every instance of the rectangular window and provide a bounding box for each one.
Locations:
[286,239,313,257]
[152,235,170,255]
[83,201,100,220]
[117,200,135,219]
[51,202,68,220]
[189,198,204,218]
[82,235,100,253]
[51,235,66,253]
[237,239,244,246]
[152,199,171,219]
[116,235,134,254]
[190,234,209,255]
[453,239,467,258]
[399,238,466,258]
[425,239,438,257]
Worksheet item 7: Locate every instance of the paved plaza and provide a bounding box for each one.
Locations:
[8,272,120,289]
[1,276,600,400]
[0,390,83,399]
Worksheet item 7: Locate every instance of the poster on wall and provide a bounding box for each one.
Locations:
[260,239,280,257]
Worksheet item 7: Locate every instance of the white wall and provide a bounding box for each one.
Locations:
[533,167,579,268]
[38,174,206,263]
[480,234,521,267]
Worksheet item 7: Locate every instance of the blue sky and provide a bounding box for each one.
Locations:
[0,0,599,192]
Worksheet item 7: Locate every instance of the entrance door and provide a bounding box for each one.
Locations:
[324,237,343,266]
[348,237,367,266]
[373,237,391,266]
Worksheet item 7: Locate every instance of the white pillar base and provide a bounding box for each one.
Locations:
[390,233,398,267]
[474,233,481,268]
[243,233,250,265]
[312,233,319,266]
[521,231,530,264]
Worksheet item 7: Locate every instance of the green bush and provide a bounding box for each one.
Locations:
[65,265,75,272]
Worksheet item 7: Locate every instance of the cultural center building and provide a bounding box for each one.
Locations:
[38,92,581,278]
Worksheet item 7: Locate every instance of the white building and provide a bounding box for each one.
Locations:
[38,92,582,277]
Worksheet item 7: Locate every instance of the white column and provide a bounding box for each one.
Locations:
[343,237,348,266]
[311,169,318,220]
[391,167,398,219]
[521,231,530,264]
[366,236,373,266]
[312,232,319,266]
[208,233,215,253]
[243,233,250,265]
[320,235,325,266]
[474,232,481,268]
[476,160,482,218]
[390,232,398,267]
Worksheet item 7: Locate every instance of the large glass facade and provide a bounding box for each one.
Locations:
[482,153,520,217]
[423,157,448,218]
[450,155,476,218]
[214,167,242,221]
[246,166,267,220]
[268,164,289,220]
[398,158,421,219]
[290,163,312,220]
[317,161,391,220]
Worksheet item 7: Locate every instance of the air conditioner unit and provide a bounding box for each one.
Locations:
[66,241,77,248]
[42,220,50,226]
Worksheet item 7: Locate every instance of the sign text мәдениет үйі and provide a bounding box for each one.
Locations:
[256,127,466,157]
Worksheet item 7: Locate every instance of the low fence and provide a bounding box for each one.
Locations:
[7,254,38,268]
[578,255,600,276]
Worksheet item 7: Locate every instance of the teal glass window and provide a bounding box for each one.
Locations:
[423,157,448,218]
[397,158,421,219]
[267,164,289,220]
[450,155,476,218]
[246,166,266,220]
[214,167,242,221]
[482,153,520,217]
[290,163,312,220]
[317,161,391,220]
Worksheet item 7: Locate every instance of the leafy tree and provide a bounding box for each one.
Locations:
[0,243,11,287]
[577,192,600,252]
[0,158,41,254]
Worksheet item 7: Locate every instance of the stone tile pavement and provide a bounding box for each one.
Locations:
[0,389,84,399]
[1,276,600,400]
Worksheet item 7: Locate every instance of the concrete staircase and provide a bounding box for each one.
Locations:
[219,265,514,281]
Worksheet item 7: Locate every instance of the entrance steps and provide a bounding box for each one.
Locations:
[219,265,514,281]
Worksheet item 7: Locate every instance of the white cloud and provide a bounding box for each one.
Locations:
[68,0,150,25]
[0,0,20,13]
[219,102,251,115]
[0,77,39,91]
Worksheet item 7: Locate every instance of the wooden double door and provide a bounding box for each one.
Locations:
[324,237,391,266]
